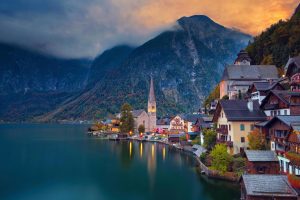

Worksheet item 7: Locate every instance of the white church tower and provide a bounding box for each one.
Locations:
[147,77,157,132]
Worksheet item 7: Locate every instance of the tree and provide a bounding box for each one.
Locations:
[120,103,134,133]
[204,84,220,108]
[138,124,145,134]
[203,128,217,150]
[210,144,233,174]
[222,95,229,100]
[248,128,266,150]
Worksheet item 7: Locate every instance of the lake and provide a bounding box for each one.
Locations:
[0,124,240,200]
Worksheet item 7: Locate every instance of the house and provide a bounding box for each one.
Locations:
[263,116,300,174]
[247,81,284,104]
[286,128,300,175]
[240,174,298,200]
[260,90,300,118]
[169,115,185,134]
[285,56,300,92]
[213,100,266,154]
[168,133,185,143]
[220,50,278,99]
[244,150,279,174]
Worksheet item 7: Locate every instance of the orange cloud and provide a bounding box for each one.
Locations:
[135,0,299,35]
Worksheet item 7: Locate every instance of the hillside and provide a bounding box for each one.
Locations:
[0,43,91,121]
[39,15,251,121]
[246,3,300,69]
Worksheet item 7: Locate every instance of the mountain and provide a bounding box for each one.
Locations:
[39,15,251,121]
[87,45,135,87]
[246,3,300,68]
[0,42,91,121]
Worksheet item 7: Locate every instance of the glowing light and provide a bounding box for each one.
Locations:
[162,146,166,161]
[151,144,155,159]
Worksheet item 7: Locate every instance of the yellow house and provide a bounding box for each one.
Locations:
[213,100,266,155]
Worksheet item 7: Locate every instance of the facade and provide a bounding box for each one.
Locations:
[260,90,300,118]
[169,115,185,133]
[213,100,266,154]
[244,150,279,174]
[247,81,284,104]
[220,50,278,99]
[263,116,300,174]
[156,118,170,132]
[241,175,298,200]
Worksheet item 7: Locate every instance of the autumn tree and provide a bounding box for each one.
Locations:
[203,128,217,150]
[120,103,134,133]
[210,144,233,174]
[248,128,266,150]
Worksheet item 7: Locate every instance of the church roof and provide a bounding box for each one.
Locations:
[132,109,146,117]
[221,65,278,81]
[148,77,156,103]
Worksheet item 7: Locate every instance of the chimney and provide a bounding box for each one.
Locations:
[247,100,253,112]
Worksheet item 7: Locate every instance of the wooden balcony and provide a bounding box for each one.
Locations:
[216,139,233,147]
[216,128,228,135]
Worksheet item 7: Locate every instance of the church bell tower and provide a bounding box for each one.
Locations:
[147,76,157,132]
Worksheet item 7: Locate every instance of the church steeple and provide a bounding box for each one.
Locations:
[148,76,156,113]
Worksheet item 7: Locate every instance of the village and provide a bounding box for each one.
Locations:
[89,51,300,200]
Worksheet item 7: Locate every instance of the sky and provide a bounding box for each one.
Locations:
[0,0,299,58]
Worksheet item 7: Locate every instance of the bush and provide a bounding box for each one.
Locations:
[210,144,233,174]
[200,153,207,162]
[232,156,246,173]
[192,136,200,145]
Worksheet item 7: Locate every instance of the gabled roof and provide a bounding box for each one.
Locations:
[222,65,278,81]
[263,115,300,128]
[132,109,146,118]
[156,118,170,125]
[245,150,278,162]
[213,100,266,122]
[242,175,297,197]
[249,81,283,92]
[260,90,300,108]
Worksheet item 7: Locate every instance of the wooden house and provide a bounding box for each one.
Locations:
[244,150,279,174]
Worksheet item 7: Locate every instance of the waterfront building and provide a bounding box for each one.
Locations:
[244,150,279,174]
[240,174,298,200]
[169,115,185,134]
[213,99,266,155]
[156,118,170,133]
[219,50,278,99]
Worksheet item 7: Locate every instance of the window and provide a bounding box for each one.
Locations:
[229,124,231,131]
[250,124,254,131]
[240,124,245,131]
[241,137,245,143]
[284,110,288,115]
[221,112,223,118]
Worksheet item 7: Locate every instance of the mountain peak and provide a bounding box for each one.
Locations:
[177,15,215,25]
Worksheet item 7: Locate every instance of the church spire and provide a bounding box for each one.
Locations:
[148,76,156,113]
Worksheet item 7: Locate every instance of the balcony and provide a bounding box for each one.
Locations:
[216,139,233,147]
[216,127,228,135]
[264,103,279,110]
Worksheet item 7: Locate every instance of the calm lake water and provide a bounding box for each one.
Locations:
[0,124,240,200]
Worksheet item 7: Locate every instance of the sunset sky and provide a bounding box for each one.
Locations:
[0,0,299,58]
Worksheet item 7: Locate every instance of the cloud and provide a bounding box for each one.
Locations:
[0,0,298,58]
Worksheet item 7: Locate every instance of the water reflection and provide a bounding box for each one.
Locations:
[139,142,143,158]
[162,146,166,161]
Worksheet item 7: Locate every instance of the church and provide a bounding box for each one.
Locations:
[132,77,157,133]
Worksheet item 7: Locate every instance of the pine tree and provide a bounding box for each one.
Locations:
[120,103,134,134]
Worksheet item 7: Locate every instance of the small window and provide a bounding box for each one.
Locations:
[250,124,254,131]
[229,124,231,131]
[241,137,245,143]
[240,124,245,131]
[221,112,224,118]
[284,110,288,115]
